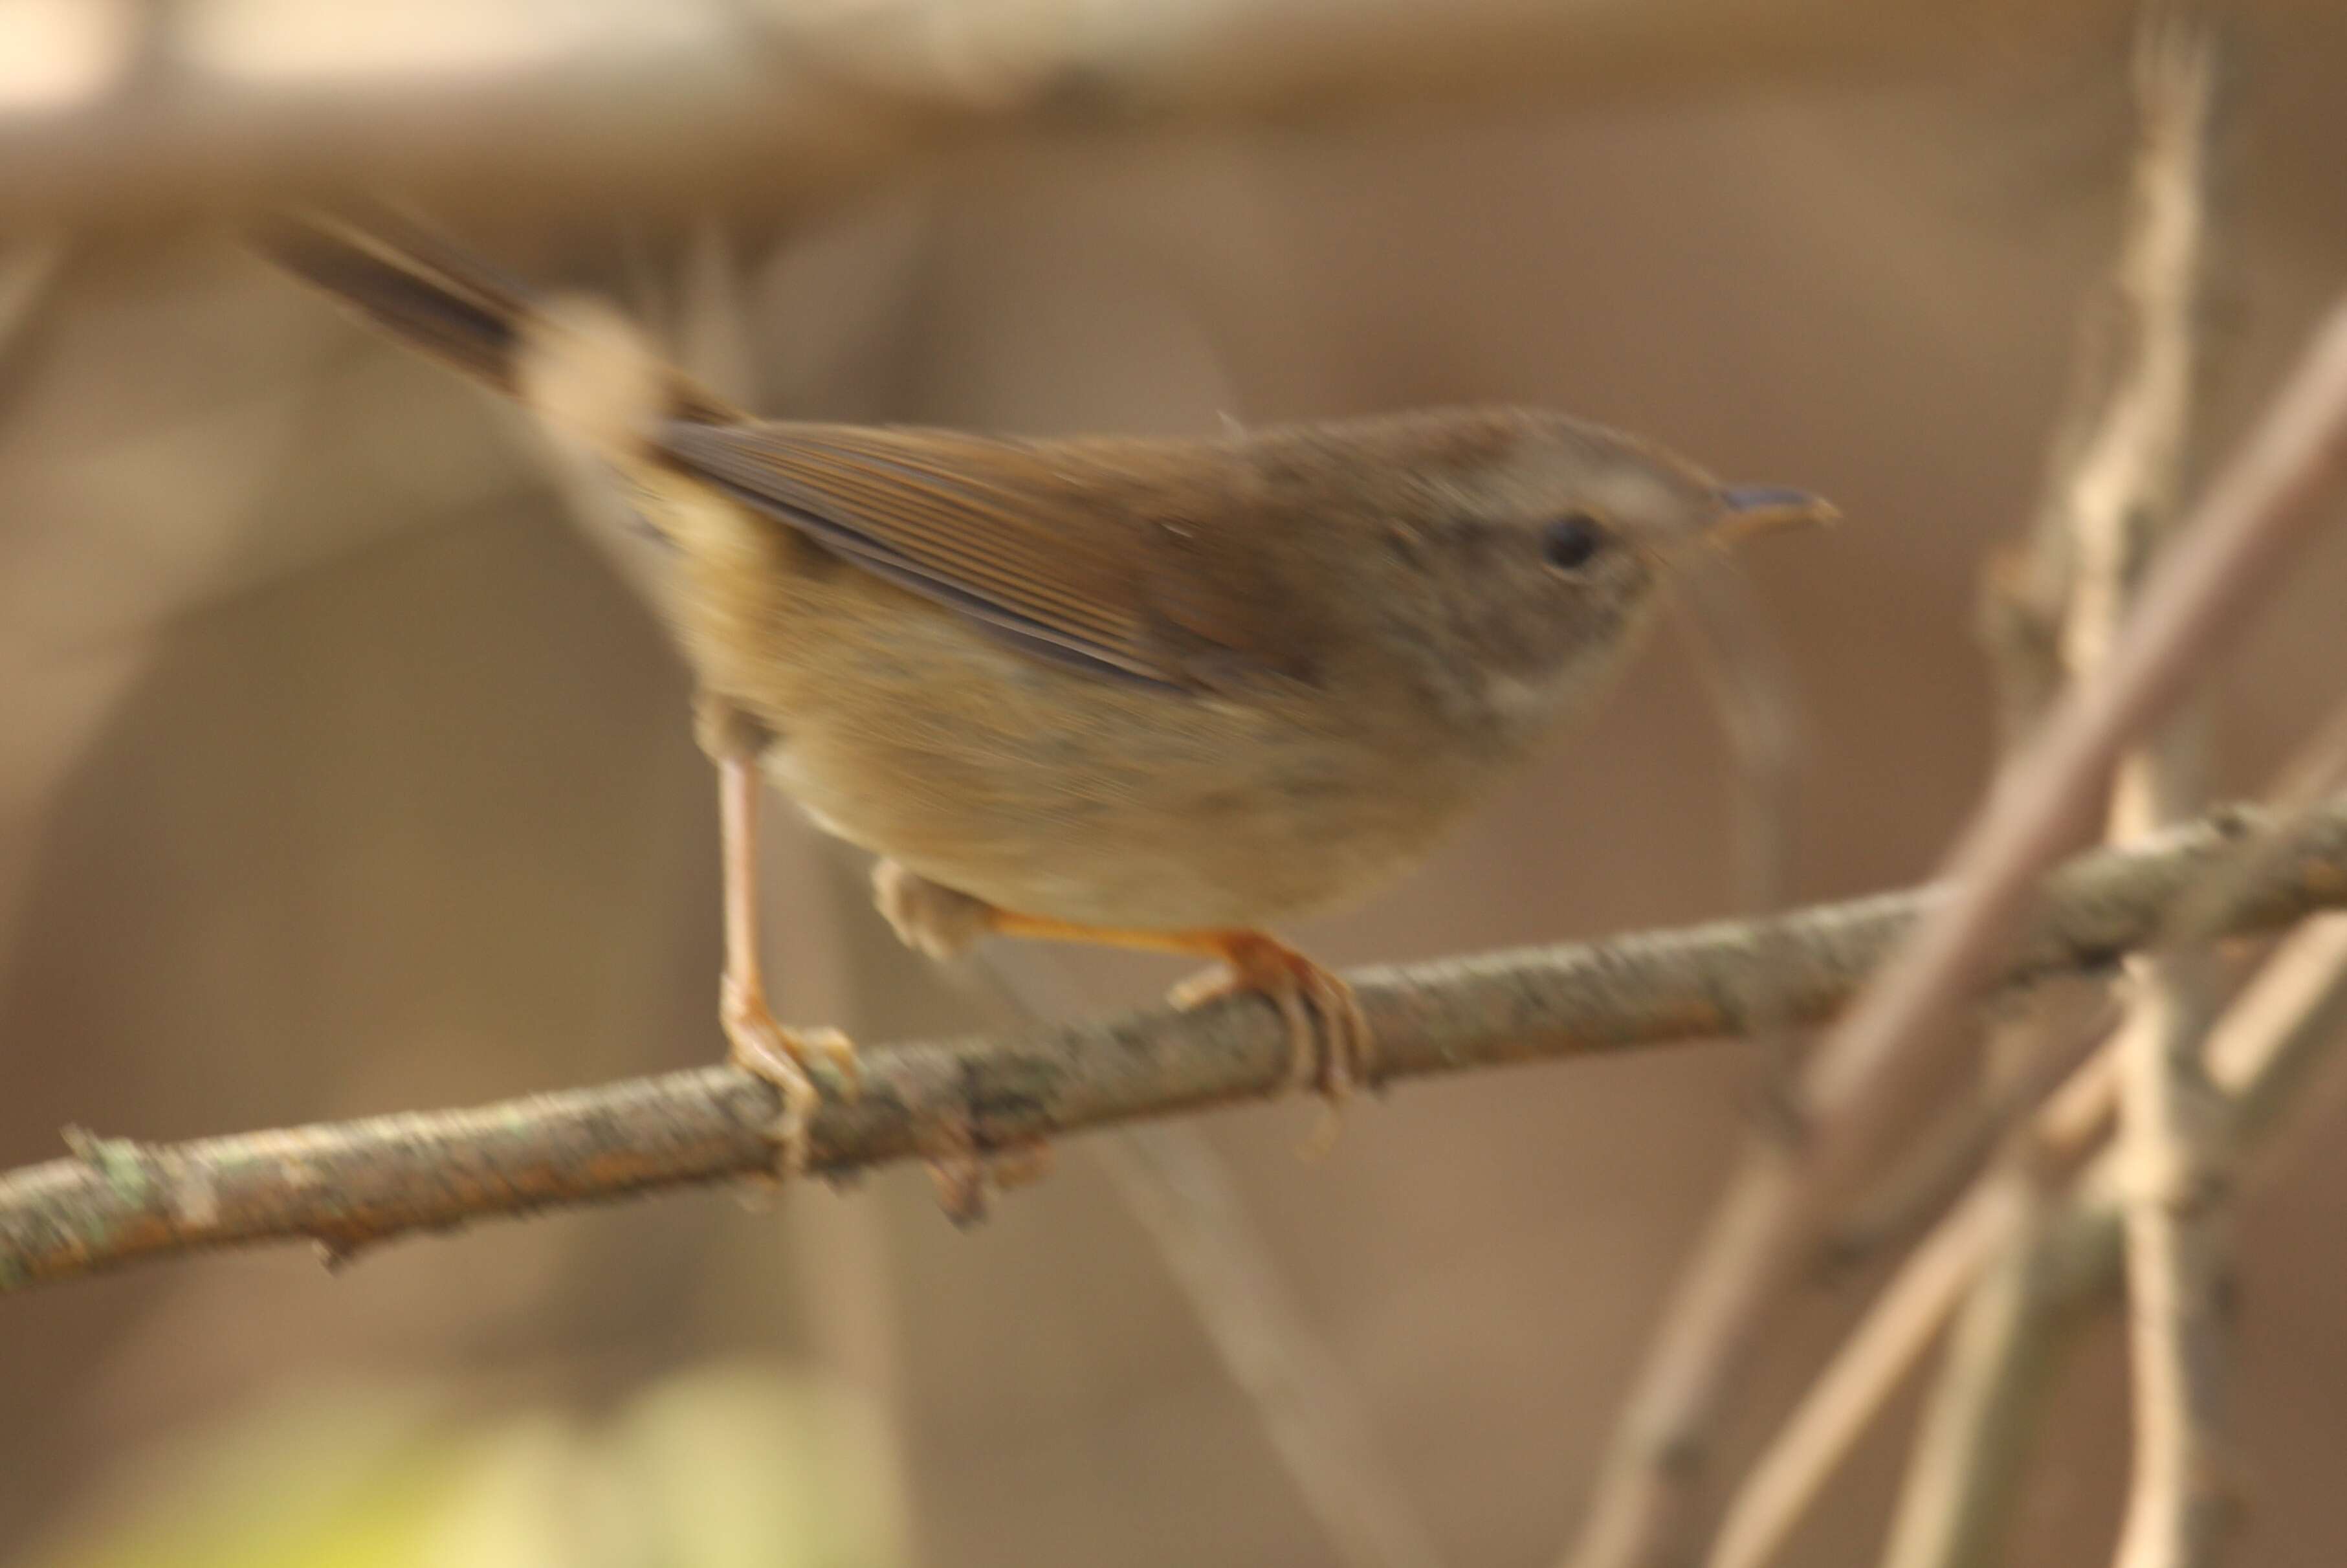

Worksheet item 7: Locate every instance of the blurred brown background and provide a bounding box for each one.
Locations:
[8,4,2347,1564]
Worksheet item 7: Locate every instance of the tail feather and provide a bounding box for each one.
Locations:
[252,207,742,430]
[253,206,536,397]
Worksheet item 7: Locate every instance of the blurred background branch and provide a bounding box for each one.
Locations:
[1714,17,2238,1560]
[16,5,2347,1567]
[2058,15,2236,1568]
[1560,267,2347,1568]
[0,0,2234,233]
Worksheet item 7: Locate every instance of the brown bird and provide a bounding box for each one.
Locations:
[256,209,1834,1174]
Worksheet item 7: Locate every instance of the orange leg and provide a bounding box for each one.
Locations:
[711,732,859,1175]
[981,910,1373,1117]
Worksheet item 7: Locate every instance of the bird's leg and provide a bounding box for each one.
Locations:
[872,863,1369,1136]
[1015,914,1371,1145]
[701,699,859,1176]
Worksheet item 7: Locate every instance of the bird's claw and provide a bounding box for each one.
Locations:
[1169,934,1372,1157]
[722,975,859,1178]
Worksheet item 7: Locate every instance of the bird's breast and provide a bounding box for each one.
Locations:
[683,562,1486,931]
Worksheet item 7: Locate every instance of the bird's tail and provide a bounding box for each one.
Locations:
[252,208,739,430]
[252,207,542,397]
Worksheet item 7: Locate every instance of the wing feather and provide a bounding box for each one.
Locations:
[659,421,1310,692]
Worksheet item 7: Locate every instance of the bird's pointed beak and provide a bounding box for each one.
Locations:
[1708,485,1840,546]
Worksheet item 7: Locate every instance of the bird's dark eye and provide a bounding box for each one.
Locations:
[1541,513,1605,571]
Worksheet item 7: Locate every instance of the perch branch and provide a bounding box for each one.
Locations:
[8,796,2347,1294]
[1558,287,2347,1568]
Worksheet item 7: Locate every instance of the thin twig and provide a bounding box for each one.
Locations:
[1703,688,2347,1568]
[7,795,2347,1294]
[1096,1126,1452,1568]
[1804,169,2166,1553]
[1558,290,2347,1568]
[1671,554,1810,1094]
[2098,20,2237,1562]
[0,231,63,363]
[980,946,1452,1568]
[1876,1165,2079,1568]
[1907,907,2347,1562]
[1708,1172,2030,1568]
[1816,1003,2112,1274]
[1894,12,2238,1564]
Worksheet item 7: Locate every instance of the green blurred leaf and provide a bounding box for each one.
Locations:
[22,1363,907,1568]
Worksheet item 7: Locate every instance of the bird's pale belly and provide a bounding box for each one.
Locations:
[680,538,1499,933]
[752,663,1470,934]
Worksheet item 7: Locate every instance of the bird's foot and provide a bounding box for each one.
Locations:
[872,859,995,960]
[722,975,861,1178]
[1169,931,1372,1155]
[922,1121,1055,1227]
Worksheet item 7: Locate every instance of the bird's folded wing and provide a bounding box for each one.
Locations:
[659,421,1316,694]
